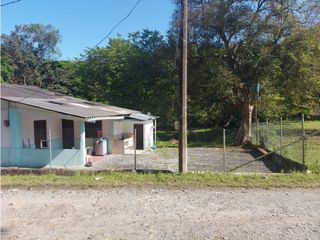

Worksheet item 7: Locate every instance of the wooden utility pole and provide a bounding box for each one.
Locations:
[179,0,188,173]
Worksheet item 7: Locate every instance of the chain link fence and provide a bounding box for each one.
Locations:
[96,116,319,173]
[252,116,320,173]
[124,127,288,173]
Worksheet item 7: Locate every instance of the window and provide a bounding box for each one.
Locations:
[62,119,74,149]
[34,120,47,148]
[85,121,102,138]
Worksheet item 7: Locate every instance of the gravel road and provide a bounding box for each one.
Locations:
[1,186,320,240]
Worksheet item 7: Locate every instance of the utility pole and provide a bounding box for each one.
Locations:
[179,0,188,173]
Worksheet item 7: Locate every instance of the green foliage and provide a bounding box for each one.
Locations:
[0,54,14,83]
[171,0,320,131]
[278,25,320,115]
[77,30,178,127]
[1,12,319,130]
[1,23,61,85]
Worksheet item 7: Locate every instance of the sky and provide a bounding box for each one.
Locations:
[1,0,175,59]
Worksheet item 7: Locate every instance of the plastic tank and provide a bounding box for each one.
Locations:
[95,138,107,156]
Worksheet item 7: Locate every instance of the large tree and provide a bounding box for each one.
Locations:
[170,0,320,142]
[1,24,61,85]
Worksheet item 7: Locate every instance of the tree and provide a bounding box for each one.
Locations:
[170,0,320,142]
[0,54,14,83]
[40,60,81,95]
[1,24,60,85]
[77,30,178,127]
[278,24,320,116]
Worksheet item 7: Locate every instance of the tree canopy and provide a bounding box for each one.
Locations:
[1,4,320,131]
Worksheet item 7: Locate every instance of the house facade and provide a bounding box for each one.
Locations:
[1,84,156,168]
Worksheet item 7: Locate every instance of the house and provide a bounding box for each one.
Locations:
[0,84,157,167]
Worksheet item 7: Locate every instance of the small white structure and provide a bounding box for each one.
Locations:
[1,84,157,167]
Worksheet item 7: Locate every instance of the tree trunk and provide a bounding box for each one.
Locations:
[238,100,254,144]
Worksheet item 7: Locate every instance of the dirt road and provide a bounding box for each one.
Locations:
[1,186,320,240]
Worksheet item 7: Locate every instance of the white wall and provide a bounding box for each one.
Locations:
[143,121,154,149]
[22,111,62,147]
[102,120,113,137]
[1,101,10,147]
[74,120,80,139]
[19,108,81,148]
[113,119,154,149]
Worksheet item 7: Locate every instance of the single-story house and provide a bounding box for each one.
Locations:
[0,84,157,167]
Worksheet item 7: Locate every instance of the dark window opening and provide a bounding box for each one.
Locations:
[62,119,75,149]
[34,120,47,148]
[85,121,102,138]
[134,124,144,150]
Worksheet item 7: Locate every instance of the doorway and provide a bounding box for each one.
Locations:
[34,120,47,148]
[62,119,74,149]
[134,124,144,150]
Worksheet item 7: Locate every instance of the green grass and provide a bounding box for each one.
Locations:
[157,128,237,148]
[259,120,320,173]
[282,120,320,131]
[1,172,320,188]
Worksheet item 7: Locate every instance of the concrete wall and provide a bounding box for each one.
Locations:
[113,119,154,150]
[1,100,10,148]
[102,120,113,137]
[1,101,84,167]
[1,148,82,167]
[20,111,82,150]
[22,113,62,149]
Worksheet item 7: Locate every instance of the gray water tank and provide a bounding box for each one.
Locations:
[95,138,107,156]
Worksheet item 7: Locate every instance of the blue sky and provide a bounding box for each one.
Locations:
[1,0,175,59]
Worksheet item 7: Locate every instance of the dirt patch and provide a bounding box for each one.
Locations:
[1,186,320,240]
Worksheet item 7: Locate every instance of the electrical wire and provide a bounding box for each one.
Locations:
[1,0,22,7]
[93,0,142,48]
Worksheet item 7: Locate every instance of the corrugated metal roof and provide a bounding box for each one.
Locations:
[1,84,139,119]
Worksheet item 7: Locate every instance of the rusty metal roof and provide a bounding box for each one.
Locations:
[1,84,139,119]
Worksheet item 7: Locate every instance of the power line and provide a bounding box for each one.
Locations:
[93,0,142,48]
[1,0,22,7]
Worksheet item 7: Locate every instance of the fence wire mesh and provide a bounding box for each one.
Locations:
[252,117,320,173]
[131,128,280,173]
[122,117,319,173]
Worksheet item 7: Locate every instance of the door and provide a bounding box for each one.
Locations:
[134,124,144,150]
[34,120,47,148]
[62,119,74,149]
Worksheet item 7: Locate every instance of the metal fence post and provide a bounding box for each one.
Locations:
[266,118,269,149]
[280,117,283,156]
[48,129,52,169]
[301,113,305,165]
[133,128,137,172]
[223,128,226,172]
[257,118,260,145]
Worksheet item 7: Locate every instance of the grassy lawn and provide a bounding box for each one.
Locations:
[282,120,320,131]
[157,128,237,148]
[156,121,320,173]
[260,120,320,173]
[157,121,320,148]
[1,172,320,188]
